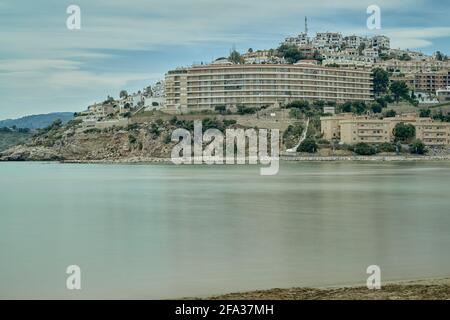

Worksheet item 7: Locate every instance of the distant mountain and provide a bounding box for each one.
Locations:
[0,112,74,129]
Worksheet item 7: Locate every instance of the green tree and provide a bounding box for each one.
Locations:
[285,100,309,110]
[340,102,352,113]
[434,51,447,61]
[419,109,431,117]
[297,138,318,153]
[399,53,412,61]
[119,90,128,98]
[393,122,416,143]
[372,68,390,96]
[357,42,366,55]
[277,44,304,64]
[229,50,244,64]
[384,109,397,118]
[214,105,227,114]
[289,108,302,119]
[371,102,383,114]
[410,139,426,155]
[390,81,409,103]
[352,101,367,115]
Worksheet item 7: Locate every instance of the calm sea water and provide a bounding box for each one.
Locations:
[1,161,450,299]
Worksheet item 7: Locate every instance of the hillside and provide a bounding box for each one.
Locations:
[0,112,74,129]
[0,129,32,152]
[0,117,244,161]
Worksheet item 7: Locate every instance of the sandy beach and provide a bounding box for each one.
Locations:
[202,278,450,300]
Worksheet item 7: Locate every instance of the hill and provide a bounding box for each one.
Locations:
[0,128,32,152]
[0,112,74,129]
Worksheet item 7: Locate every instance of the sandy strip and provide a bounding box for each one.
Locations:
[199,278,450,300]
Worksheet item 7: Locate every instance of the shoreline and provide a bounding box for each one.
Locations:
[56,155,450,164]
[3,155,450,164]
[197,278,450,300]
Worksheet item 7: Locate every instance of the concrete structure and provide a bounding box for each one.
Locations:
[340,117,390,144]
[321,113,450,146]
[437,87,450,102]
[165,63,373,113]
[87,103,115,117]
[370,36,390,50]
[415,119,450,146]
[413,71,450,93]
[378,59,450,74]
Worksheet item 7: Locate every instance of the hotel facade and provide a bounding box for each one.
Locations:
[165,63,373,113]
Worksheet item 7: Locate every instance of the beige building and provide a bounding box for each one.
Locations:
[340,117,391,144]
[321,113,450,146]
[165,63,373,113]
[415,119,450,146]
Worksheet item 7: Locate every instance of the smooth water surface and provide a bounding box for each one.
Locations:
[1,161,450,299]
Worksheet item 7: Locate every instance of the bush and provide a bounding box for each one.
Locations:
[83,128,101,134]
[128,135,137,144]
[317,139,330,145]
[384,109,397,118]
[202,117,223,131]
[371,102,383,114]
[223,119,237,127]
[126,123,139,131]
[285,100,309,109]
[353,143,377,155]
[163,133,172,144]
[297,138,318,153]
[214,105,227,114]
[377,142,396,153]
[419,109,431,117]
[410,139,426,155]
[237,105,257,115]
[289,108,302,119]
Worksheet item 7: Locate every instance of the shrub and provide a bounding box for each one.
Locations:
[126,123,139,131]
[214,105,227,114]
[377,142,396,153]
[419,109,431,117]
[384,109,397,118]
[317,139,331,145]
[410,139,426,155]
[84,128,101,134]
[163,133,172,144]
[236,105,257,115]
[285,100,309,110]
[289,108,302,119]
[128,135,137,144]
[202,117,223,131]
[297,138,318,153]
[353,143,377,155]
[223,119,237,127]
[371,102,383,114]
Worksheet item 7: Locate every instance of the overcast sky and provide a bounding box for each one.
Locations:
[1,0,449,119]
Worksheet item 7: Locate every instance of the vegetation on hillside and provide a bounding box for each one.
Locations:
[0,127,32,152]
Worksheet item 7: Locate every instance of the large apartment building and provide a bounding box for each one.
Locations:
[321,113,450,146]
[391,71,450,94]
[165,63,373,113]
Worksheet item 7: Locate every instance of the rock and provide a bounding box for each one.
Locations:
[0,145,64,161]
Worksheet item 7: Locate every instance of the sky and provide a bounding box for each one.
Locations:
[0,0,449,119]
